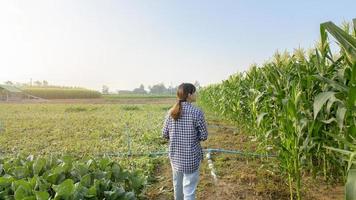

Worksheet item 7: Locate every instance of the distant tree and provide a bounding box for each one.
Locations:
[168,85,177,95]
[102,85,109,94]
[117,90,133,94]
[34,80,42,86]
[149,83,168,94]
[133,84,147,94]
[4,81,13,85]
[42,80,48,86]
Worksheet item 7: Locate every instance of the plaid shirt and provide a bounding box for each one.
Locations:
[162,102,208,173]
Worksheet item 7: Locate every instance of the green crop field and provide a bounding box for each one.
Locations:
[0,104,167,156]
[0,104,170,199]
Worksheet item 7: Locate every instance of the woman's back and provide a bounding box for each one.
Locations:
[162,101,208,173]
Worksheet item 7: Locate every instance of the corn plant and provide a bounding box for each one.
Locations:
[317,19,356,200]
[198,18,356,199]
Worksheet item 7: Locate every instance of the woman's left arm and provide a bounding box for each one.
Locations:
[196,111,208,141]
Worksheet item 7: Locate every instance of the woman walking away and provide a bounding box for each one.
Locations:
[162,83,208,200]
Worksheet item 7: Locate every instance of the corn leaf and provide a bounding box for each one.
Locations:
[321,21,356,65]
[336,106,347,131]
[313,91,336,119]
[346,169,356,200]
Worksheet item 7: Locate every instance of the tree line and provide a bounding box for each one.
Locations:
[103,81,201,95]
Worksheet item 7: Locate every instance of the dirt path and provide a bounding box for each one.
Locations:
[144,115,344,200]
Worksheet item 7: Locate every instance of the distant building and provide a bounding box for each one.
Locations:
[0,84,42,101]
[0,84,24,101]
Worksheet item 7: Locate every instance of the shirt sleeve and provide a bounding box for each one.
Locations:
[196,111,208,141]
[162,112,170,140]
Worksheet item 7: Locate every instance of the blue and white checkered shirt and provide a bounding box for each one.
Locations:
[162,102,208,173]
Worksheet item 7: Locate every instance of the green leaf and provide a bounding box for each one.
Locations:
[124,191,136,200]
[112,164,121,181]
[321,118,336,124]
[256,113,267,127]
[12,180,32,193]
[324,146,353,155]
[350,125,356,138]
[73,183,88,200]
[254,92,264,104]
[325,131,356,149]
[60,156,73,173]
[86,185,97,198]
[23,196,36,200]
[99,158,111,171]
[53,179,75,198]
[104,186,125,199]
[93,170,108,180]
[33,158,46,175]
[35,191,50,200]
[128,172,145,192]
[0,188,11,198]
[45,172,59,184]
[313,91,336,119]
[80,174,92,188]
[86,159,95,169]
[349,85,356,109]
[35,176,51,192]
[326,94,339,114]
[346,169,356,200]
[14,185,31,200]
[336,106,347,130]
[52,165,65,174]
[320,20,329,55]
[321,21,356,65]
[0,176,14,188]
[313,75,349,92]
[348,152,356,171]
[74,163,89,177]
[11,166,30,179]
[28,177,37,191]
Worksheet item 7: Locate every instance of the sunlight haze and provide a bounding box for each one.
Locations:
[0,0,355,91]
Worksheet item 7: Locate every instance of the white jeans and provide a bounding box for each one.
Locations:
[171,165,200,200]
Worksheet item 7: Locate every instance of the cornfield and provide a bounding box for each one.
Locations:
[198,19,356,199]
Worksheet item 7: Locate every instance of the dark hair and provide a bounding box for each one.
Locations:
[170,83,196,121]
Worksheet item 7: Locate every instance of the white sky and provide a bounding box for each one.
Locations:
[0,0,355,91]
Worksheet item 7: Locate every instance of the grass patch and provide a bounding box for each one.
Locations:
[121,105,141,111]
[65,106,88,112]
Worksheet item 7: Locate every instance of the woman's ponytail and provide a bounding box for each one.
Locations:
[170,100,183,121]
[170,83,195,121]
